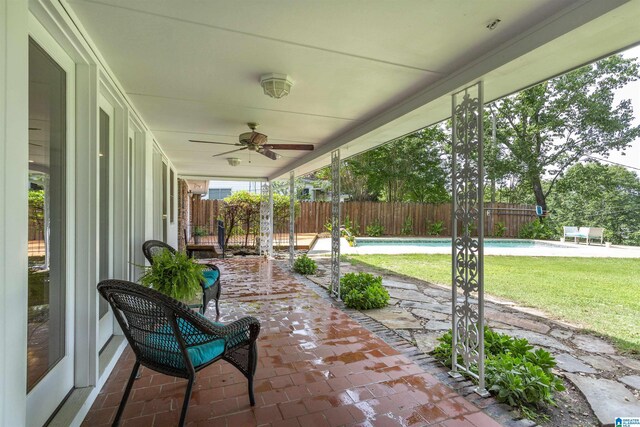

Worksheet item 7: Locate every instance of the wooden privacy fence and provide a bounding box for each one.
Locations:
[190,199,537,238]
[295,201,536,237]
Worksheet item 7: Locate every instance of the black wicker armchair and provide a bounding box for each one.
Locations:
[142,240,221,319]
[98,280,260,427]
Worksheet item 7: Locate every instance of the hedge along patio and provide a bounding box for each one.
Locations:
[189,199,537,239]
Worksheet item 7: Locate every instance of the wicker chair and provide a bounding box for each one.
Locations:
[98,280,260,427]
[142,240,221,319]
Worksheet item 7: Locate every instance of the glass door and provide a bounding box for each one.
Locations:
[98,96,114,350]
[26,36,75,427]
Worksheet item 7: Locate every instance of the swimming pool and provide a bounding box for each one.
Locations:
[355,238,573,249]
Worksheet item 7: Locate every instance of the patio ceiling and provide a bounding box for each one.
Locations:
[66,0,640,181]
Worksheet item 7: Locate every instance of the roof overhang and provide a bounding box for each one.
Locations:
[65,0,640,181]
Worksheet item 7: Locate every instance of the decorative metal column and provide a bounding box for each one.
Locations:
[289,171,295,269]
[330,150,341,299]
[450,81,488,396]
[260,181,273,257]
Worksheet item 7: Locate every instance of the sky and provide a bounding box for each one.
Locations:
[603,45,640,173]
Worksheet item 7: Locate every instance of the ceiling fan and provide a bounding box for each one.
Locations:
[189,123,314,160]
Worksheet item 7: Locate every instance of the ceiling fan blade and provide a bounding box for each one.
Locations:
[190,139,242,146]
[212,147,247,158]
[259,148,279,160]
[263,144,314,151]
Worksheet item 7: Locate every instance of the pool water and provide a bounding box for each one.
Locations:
[355,238,572,249]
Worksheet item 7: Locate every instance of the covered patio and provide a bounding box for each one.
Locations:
[83,258,501,426]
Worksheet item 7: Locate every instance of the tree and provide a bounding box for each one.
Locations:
[550,163,640,245]
[336,126,450,203]
[489,55,640,211]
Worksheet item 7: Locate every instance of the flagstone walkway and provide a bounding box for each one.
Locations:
[306,258,640,426]
[83,258,505,426]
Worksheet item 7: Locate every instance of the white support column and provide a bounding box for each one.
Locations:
[289,171,295,269]
[450,81,488,396]
[260,181,273,257]
[330,150,341,299]
[0,1,29,424]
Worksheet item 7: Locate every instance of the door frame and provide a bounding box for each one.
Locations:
[26,14,77,427]
[97,93,115,351]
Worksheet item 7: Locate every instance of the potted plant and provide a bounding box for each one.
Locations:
[139,249,204,303]
[192,226,207,244]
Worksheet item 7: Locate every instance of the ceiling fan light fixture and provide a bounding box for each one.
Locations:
[260,73,293,99]
[227,157,241,166]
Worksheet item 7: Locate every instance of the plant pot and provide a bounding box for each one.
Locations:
[194,235,201,244]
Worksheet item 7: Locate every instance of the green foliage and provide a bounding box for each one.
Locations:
[366,220,384,237]
[319,126,450,203]
[221,191,299,247]
[433,327,564,415]
[549,163,640,245]
[28,189,45,228]
[293,254,317,275]
[401,216,413,235]
[139,250,204,301]
[494,222,506,237]
[339,272,389,310]
[488,55,640,210]
[518,220,557,240]
[343,215,359,237]
[192,226,208,236]
[428,220,445,236]
[345,235,356,247]
[324,221,332,233]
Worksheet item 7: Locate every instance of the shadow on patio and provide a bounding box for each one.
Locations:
[82,258,501,427]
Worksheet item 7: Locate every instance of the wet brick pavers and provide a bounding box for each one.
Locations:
[82,258,502,426]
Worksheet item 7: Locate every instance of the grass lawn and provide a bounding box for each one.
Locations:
[344,254,640,354]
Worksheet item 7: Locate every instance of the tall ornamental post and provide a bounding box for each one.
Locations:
[289,171,295,269]
[330,150,341,300]
[259,181,273,257]
[450,81,488,396]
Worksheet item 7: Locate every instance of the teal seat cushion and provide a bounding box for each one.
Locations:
[202,270,219,289]
[146,318,225,368]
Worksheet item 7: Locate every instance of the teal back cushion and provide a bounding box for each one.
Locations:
[202,270,219,289]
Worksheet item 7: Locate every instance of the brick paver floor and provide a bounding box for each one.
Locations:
[82,257,502,426]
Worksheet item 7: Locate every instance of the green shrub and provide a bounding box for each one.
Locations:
[401,216,413,235]
[518,220,557,240]
[293,254,317,275]
[432,327,564,417]
[193,226,208,236]
[343,215,359,237]
[494,222,506,237]
[339,272,389,309]
[428,220,445,236]
[366,220,384,237]
[139,249,204,301]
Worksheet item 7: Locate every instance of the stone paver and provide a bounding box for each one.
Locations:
[383,279,419,291]
[565,374,640,424]
[549,328,574,340]
[411,309,449,321]
[387,288,435,303]
[414,332,442,353]
[424,320,451,331]
[620,375,640,391]
[555,353,597,373]
[572,334,616,354]
[578,354,619,372]
[364,306,423,329]
[612,355,640,371]
[485,310,550,334]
